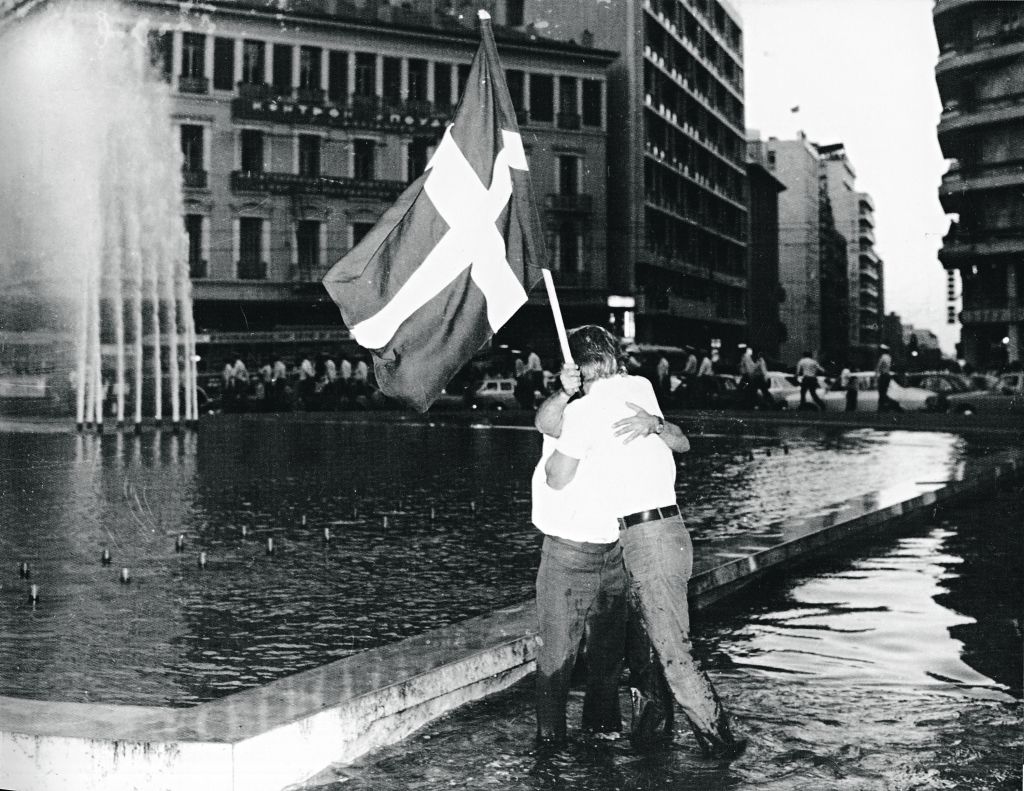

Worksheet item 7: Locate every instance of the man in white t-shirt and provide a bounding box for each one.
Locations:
[531,433,627,744]
[539,325,746,760]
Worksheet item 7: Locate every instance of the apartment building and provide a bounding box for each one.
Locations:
[745,133,786,361]
[934,0,1024,368]
[506,0,749,351]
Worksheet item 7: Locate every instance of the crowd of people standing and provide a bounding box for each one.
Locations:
[217,352,375,412]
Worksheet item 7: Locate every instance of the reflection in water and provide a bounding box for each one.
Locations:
[307,485,1022,791]
[0,417,993,706]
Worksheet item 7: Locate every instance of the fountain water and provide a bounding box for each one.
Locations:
[0,1,197,429]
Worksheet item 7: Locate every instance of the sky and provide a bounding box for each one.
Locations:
[732,0,956,353]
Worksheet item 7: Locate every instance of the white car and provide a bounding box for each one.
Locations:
[470,376,518,410]
[821,372,932,412]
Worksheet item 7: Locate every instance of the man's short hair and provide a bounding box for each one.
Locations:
[567,325,623,383]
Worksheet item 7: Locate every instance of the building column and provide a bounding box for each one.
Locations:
[292,46,301,92]
[400,58,409,101]
[375,54,384,97]
[321,49,330,94]
[265,44,274,88]
[204,35,214,81]
[233,37,243,86]
[171,31,183,83]
[347,51,356,96]
[426,59,435,102]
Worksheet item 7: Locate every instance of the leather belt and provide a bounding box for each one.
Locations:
[618,504,680,529]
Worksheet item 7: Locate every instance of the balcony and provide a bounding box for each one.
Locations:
[859,246,879,265]
[238,82,274,100]
[938,92,1024,139]
[182,169,208,189]
[545,193,593,214]
[178,76,209,94]
[556,112,581,131]
[859,225,875,245]
[858,193,875,212]
[935,28,1024,77]
[940,222,1024,260]
[859,282,879,299]
[232,92,453,132]
[940,158,1024,200]
[231,171,405,202]
[859,264,879,283]
[237,260,267,280]
[290,264,326,284]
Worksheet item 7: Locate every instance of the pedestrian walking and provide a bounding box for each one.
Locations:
[795,351,825,410]
[840,365,857,412]
[875,345,901,412]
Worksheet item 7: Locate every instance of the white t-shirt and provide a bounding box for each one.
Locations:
[555,375,677,520]
[531,435,619,543]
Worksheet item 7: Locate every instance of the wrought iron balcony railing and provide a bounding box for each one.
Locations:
[545,193,594,213]
[231,170,405,202]
[178,76,209,94]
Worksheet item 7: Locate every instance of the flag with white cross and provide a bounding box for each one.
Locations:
[322,11,546,412]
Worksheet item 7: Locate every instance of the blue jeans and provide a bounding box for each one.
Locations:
[619,515,733,747]
[535,535,626,741]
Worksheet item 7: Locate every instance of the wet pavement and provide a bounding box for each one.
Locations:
[301,484,1023,791]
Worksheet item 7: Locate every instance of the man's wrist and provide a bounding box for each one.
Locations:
[653,415,665,435]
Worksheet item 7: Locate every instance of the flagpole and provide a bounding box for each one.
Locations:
[541,269,574,364]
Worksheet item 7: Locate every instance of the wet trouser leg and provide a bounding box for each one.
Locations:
[625,595,675,746]
[619,516,742,756]
[535,535,626,742]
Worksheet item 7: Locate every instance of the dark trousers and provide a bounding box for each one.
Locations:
[877,373,901,412]
[535,535,627,741]
[799,375,824,409]
[845,386,858,412]
[619,516,732,748]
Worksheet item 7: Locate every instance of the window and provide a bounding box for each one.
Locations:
[181,33,205,79]
[558,155,578,196]
[299,46,321,91]
[355,53,376,97]
[184,215,206,278]
[273,43,292,95]
[213,38,234,91]
[408,59,428,102]
[556,221,581,272]
[238,217,265,279]
[433,62,452,108]
[407,138,431,182]
[506,69,524,110]
[240,129,263,173]
[582,79,602,127]
[328,50,348,103]
[242,40,265,84]
[352,222,375,247]
[506,0,524,26]
[559,76,577,115]
[180,125,204,172]
[457,64,470,97]
[298,135,321,178]
[383,57,401,104]
[147,31,171,82]
[529,73,553,122]
[296,220,321,276]
[767,150,776,167]
[353,139,375,181]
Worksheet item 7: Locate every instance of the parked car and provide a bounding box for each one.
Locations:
[622,343,692,406]
[936,371,1024,415]
[905,371,974,412]
[470,376,518,410]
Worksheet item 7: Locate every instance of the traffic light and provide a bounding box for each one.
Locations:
[946,270,957,302]
[947,305,957,324]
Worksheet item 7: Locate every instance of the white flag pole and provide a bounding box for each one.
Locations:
[541,269,574,364]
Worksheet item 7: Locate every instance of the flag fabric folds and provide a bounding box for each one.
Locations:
[322,12,546,412]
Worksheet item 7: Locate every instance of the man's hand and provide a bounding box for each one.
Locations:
[613,401,660,444]
[559,363,582,396]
